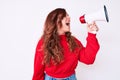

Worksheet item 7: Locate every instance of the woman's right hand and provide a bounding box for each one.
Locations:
[87,21,99,34]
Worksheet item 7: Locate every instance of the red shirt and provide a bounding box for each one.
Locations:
[32,33,100,80]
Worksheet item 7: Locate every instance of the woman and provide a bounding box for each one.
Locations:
[32,8,100,80]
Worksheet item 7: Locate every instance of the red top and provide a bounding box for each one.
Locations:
[32,33,100,80]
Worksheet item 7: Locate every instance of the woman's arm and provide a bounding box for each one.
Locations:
[32,39,45,80]
[79,33,100,64]
[78,22,100,64]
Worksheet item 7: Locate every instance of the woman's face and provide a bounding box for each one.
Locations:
[57,14,70,35]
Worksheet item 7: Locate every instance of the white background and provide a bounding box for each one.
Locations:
[0,0,120,80]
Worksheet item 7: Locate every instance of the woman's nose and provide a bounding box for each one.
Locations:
[67,16,70,19]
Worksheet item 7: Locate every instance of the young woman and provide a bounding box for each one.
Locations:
[32,8,100,80]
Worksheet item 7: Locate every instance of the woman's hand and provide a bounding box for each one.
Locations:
[87,21,99,34]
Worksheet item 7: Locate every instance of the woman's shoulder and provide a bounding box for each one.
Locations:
[36,37,44,52]
[72,36,83,46]
[72,36,80,42]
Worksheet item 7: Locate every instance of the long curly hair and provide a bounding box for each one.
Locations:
[42,8,80,65]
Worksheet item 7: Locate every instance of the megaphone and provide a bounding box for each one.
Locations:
[79,5,109,23]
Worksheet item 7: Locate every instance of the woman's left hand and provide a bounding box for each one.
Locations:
[87,21,99,34]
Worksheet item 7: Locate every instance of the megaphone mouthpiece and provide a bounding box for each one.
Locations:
[79,15,86,23]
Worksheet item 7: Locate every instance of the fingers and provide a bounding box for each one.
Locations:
[87,21,99,33]
[87,21,96,27]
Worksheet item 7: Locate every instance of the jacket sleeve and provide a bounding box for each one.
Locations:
[32,39,45,80]
[77,33,100,65]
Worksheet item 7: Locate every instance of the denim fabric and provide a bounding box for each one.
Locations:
[45,74,77,80]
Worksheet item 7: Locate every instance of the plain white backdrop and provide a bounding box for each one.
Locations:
[0,0,120,80]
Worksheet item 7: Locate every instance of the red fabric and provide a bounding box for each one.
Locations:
[32,33,100,80]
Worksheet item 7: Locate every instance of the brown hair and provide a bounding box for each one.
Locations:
[42,8,80,65]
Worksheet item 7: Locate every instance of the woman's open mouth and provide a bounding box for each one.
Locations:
[66,22,70,26]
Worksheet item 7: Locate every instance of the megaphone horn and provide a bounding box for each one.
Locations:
[80,5,109,23]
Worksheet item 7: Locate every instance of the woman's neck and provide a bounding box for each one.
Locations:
[57,30,65,35]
